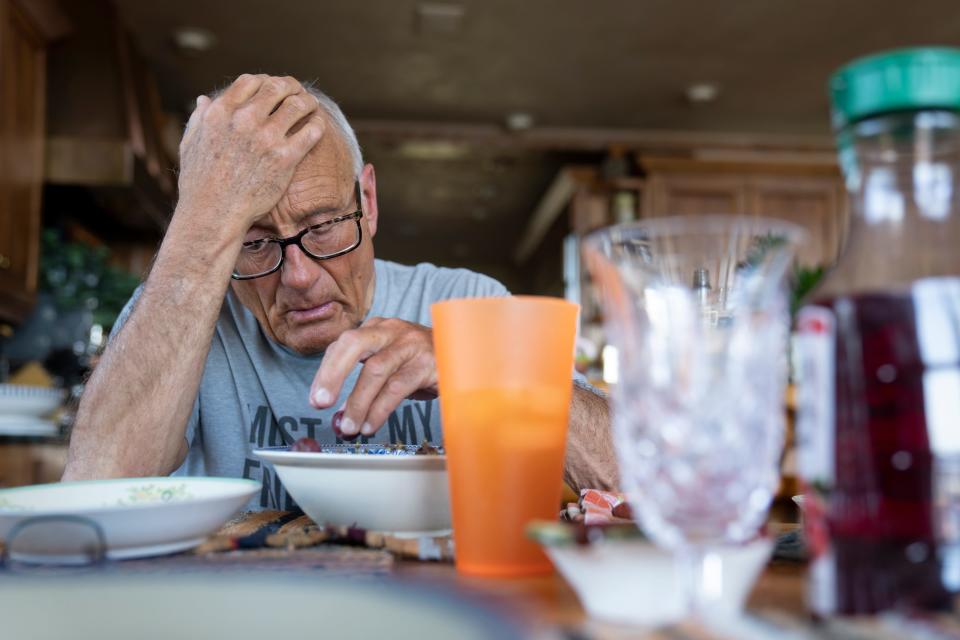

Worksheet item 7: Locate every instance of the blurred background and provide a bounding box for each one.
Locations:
[0,0,958,482]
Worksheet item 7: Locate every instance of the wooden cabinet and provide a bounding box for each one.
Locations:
[0,0,45,321]
[0,440,67,487]
[0,0,67,322]
[748,176,844,267]
[646,173,746,217]
[642,157,846,267]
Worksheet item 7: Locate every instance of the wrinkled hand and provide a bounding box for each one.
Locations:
[309,318,438,438]
[176,74,325,231]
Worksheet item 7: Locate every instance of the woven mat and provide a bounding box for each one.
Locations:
[196,510,454,561]
[106,545,394,576]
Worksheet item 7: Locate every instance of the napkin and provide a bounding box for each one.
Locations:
[564,489,635,526]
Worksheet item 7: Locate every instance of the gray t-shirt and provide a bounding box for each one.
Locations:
[113,259,508,510]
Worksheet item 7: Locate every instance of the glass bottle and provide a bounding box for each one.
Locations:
[797,48,960,616]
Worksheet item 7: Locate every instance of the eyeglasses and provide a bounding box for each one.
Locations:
[232,180,364,280]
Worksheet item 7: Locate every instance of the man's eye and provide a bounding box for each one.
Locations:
[307,225,333,238]
[243,239,271,252]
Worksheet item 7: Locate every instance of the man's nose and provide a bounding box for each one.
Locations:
[279,243,320,289]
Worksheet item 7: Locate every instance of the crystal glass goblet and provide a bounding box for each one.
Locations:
[583,215,804,620]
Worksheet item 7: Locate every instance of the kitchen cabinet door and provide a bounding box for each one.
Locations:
[748,176,846,267]
[644,174,746,217]
[0,441,67,487]
[0,0,46,322]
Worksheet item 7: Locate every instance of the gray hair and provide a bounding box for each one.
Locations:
[201,79,364,177]
[301,83,364,178]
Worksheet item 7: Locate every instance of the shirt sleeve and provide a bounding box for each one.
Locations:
[108,284,144,339]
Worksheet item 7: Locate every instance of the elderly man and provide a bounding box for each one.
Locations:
[64,74,615,509]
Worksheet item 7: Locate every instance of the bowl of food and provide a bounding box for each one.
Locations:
[529,521,773,627]
[254,440,449,536]
[0,477,258,561]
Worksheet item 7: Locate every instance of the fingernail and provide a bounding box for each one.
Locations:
[341,415,357,436]
[313,387,331,407]
[361,422,375,436]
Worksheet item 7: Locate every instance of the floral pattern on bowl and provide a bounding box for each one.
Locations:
[116,484,192,506]
[0,497,32,511]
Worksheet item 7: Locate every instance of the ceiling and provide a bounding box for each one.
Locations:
[108,0,960,291]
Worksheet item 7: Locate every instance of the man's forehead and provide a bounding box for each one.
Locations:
[280,119,354,215]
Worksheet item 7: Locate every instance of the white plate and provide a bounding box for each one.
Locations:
[0,477,258,560]
[0,575,524,639]
[0,415,59,437]
[0,384,63,418]
[254,446,450,535]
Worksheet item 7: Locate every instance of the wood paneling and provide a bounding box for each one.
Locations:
[640,156,846,267]
[0,0,46,321]
[0,441,67,487]
[645,174,746,217]
[749,176,845,267]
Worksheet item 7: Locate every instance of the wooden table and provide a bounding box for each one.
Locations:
[153,509,814,637]
[7,505,954,639]
[395,557,808,638]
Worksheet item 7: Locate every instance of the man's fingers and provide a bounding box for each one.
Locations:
[309,319,438,440]
[359,367,429,437]
[180,95,211,148]
[219,73,267,106]
[271,92,320,137]
[339,347,412,437]
[286,116,325,158]
[309,327,390,410]
[248,75,304,118]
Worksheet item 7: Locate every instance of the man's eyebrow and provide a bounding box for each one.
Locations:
[247,221,277,234]
[302,204,344,218]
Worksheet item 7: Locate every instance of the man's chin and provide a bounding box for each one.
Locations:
[274,321,343,355]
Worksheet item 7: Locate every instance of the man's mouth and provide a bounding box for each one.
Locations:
[286,301,337,323]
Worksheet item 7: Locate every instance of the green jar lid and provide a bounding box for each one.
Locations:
[830,47,960,129]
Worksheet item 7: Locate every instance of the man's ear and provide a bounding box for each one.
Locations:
[360,163,378,238]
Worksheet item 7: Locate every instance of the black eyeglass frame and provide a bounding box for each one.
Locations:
[231,180,364,281]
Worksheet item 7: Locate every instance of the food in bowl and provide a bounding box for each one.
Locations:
[254,442,450,535]
[289,437,444,456]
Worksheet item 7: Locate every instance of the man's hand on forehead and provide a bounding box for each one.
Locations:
[308,318,439,440]
[175,74,326,236]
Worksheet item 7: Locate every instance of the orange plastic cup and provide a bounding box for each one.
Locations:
[431,296,579,577]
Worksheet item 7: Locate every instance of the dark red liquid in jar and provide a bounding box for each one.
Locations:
[806,277,960,614]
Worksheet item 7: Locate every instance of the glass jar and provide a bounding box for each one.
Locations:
[797,48,960,616]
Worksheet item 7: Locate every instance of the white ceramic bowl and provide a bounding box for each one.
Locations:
[0,384,63,418]
[531,524,773,628]
[0,477,258,560]
[254,445,450,535]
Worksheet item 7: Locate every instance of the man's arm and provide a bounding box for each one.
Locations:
[63,74,325,479]
[63,219,236,478]
[564,384,618,492]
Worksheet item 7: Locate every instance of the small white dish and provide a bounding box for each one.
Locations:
[531,523,773,628]
[0,384,63,418]
[254,445,450,535]
[0,477,258,560]
[0,415,59,437]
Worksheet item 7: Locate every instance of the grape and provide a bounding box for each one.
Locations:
[332,410,360,442]
[291,437,321,452]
